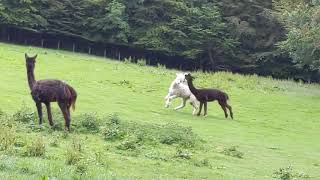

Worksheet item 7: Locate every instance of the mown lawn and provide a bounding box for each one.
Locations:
[0,42,319,179]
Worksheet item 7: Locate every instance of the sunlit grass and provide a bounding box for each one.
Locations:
[0,42,319,179]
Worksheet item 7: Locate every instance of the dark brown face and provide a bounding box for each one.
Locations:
[185,73,195,81]
[25,53,37,68]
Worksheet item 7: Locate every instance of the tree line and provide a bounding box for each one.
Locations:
[0,0,319,82]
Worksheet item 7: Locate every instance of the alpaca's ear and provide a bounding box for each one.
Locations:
[25,53,29,59]
[33,54,37,59]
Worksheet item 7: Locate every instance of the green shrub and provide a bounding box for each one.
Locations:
[103,126,124,140]
[24,138,46,157]
[157,124,198,148]
[109,114,121,125]
[101,114,125,141]
[79,113,100,133]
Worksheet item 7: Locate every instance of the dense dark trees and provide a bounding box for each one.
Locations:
[0,0,319,82]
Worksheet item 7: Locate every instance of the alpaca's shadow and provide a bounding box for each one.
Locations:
[173,110,232,121]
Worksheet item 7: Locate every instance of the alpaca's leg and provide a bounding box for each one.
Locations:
[189,96,199,115]
[219,101,228,118]
[192,107,197,115]
[36,102,43,124]
[58,102,71,131]
[45,102,54,126]
[174,98,186,110]
[165,95,177,108]
[191,101,198,115]
[204,102,208,116]
[197,102,203,116]
[226,104,233,119]
[66,108,71,129]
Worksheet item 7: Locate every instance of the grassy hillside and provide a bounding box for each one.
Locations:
[0,42,319,179]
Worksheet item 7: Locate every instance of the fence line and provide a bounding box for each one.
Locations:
[0,26,199,71]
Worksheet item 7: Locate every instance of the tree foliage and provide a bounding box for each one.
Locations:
[274,0,320,71]
[0,0,318,81]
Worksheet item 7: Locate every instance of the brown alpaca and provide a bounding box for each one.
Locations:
[185,73,233,119]
[25,53,77,131]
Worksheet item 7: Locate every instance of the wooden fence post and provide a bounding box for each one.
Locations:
[104,49,107,58]
[73,43,75,52]
[57,40,61,49]
[41,39,44,47]
[88,46,91,54]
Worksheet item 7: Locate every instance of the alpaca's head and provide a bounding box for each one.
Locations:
[25,53,37,69]
[174,72,188,85]
[185,73,195,82]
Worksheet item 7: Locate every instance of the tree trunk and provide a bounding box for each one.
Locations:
[208,46,215,71]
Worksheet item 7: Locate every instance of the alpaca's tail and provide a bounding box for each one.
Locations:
[223,92,229,101]
[66,84,77,111]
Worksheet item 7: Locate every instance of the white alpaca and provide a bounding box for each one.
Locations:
[165,73,199,115]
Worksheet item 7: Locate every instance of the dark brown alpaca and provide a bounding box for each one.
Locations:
[25,53,77,131]
[185,73,233,119]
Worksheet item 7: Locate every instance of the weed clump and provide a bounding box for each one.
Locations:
[157,63,166,69]
[273,166,310,179]
[75,161,88,175]
[157,124,198,148]
[0,109,4,117]
[0,127,17,151]
[137,59,146,66]
[116,136,140,151]
[66,140,83,165]
[124,57,132,64]
[101,114,201,149]
[12,106,37,123]
[273,166,294,180]
[0,155,16,171]
[222,146,244,158]
[175,149,192,159]
[193,158,212,168]
[49,134,60,147]
[24,138,46,157]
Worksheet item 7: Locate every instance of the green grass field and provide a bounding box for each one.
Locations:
[0,42,319,179]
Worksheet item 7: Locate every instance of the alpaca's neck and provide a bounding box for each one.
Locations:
[27,66,36,90]
[187,79,198,96]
